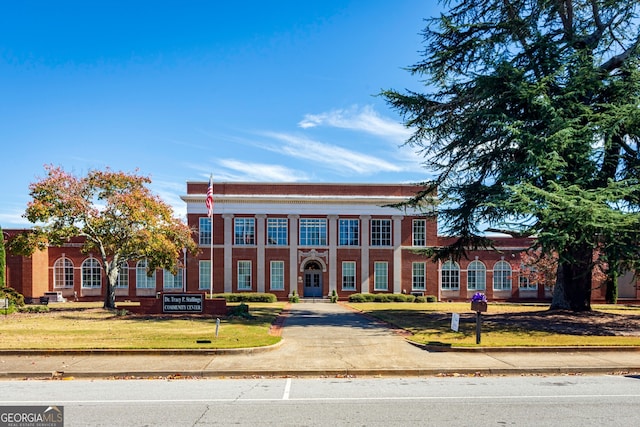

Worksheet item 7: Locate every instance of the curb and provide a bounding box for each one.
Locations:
[2,366,640,380]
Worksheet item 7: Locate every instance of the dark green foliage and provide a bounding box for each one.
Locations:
[425,295,437,303]
[0,287,25,307]
[227,302,252,319]
[383,0,640,311]
[212,293,277,303]
[348,293,417,303]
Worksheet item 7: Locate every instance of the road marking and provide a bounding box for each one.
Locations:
[6,394,640,405]
[282,378,291,400]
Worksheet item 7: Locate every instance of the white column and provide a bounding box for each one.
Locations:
[360,215,370,294]
[288,215,299,296]
[393,215,403,294]
[256,214,266,293]
[222,214,234,293]
[328,215,338,294]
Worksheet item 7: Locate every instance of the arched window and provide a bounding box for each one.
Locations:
[441,260,460,290]
[493,260,512,290]
[82,258,102,288]
[53,257,74,288]
[467,260,486,291]
[115,262,129,288]
[136,260,156,289]
[163,268,183,289]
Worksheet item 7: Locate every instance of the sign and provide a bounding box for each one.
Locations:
[162,294,203,313]
[0,406,64,427]
[450,312,460,332]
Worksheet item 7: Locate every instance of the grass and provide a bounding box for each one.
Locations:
[0,302,285,350]
[347,302,640,347]
[3,301,640,349]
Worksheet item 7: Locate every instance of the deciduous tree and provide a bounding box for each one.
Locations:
[9,165,197,310]
[383,0,640,311]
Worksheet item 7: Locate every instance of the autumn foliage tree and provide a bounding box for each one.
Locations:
[383,0,640,311]
[8,165,197,310]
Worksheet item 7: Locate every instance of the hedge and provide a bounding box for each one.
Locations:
[211,293,277,303]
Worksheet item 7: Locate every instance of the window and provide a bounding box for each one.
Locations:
[493,260,512,290]
[339,219,359,246]
[270,261,285,290]
[441,260,460,290]
[412,219,426,246]
[374,262,388,291]
[234,218,255,245]
[467,260,486,291]
[53,257,74,288]
[267,218,288,245]
[371,219,391,246]
[115,262,129,288]
[199,217,212,245]
[342,261,356,290]
[81,258,101,288]
[412,262,426,291]
[199,260,211,290]
[519,265,538,290]
[299,218,327,246]
[163,268,183,289]
[136,260,156,289]
[238,261,252,290]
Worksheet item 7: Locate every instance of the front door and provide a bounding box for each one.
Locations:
[303,261,323,298]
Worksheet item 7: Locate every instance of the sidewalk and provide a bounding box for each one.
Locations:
[1,301,640,379]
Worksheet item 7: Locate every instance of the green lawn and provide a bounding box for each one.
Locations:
[0,302,285,349]
[347,302,640,347]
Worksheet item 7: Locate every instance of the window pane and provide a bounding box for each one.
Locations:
[342,261,356,290]
[412,262,425,290]
[136,260,156,289]
[467,260,486,291]
[441,261,460,290]
[339,219,359,246]
[115,262,129,288]
[374,262,388,291]
[238,261,252,290]
[54,258,74,288]
[270,261,285,290]
[199,261,211,290]
[267,218,288,246]
[234,218,255,245]
[299,218,327,246]
[82,258,101,288]
[412,219,426,246]
[493,261,512,290]
[371,219,391,246]
[163,269,183,289]
[199,217,212,245]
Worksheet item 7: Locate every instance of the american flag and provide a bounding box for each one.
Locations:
[205,175,214,217]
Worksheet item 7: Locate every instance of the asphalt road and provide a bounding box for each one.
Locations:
[2,374,640,426]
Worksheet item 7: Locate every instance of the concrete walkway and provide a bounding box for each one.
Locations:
[1,301,640,379]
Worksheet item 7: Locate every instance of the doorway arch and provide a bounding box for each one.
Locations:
[303,260,323,298]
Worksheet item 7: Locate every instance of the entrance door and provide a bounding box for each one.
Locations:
[303,261,323,298]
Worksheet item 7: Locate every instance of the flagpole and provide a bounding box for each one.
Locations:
[205,174,214,298]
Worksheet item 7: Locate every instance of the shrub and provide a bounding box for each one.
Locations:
[289,290,299,303]
[18,305,49,313]
[211,293,277,303]
[414,296,427,303]
[0,287,25,307]
[330,289,338,303]
[426,295,437,303]
[227,302,252,319]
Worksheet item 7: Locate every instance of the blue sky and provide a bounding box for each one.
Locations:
[0,1,442,229]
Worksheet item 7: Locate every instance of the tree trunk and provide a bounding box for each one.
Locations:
[551,245,593,311]
[102,261,118,310]
[605,268,618,304]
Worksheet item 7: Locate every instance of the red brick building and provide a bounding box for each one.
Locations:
[4,181,638,302]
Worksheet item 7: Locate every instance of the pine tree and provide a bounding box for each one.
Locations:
[383,0,640,311]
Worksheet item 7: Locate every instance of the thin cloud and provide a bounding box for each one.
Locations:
[298,105,411,141]
[217,159,311,182]
[262,132,403,174]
